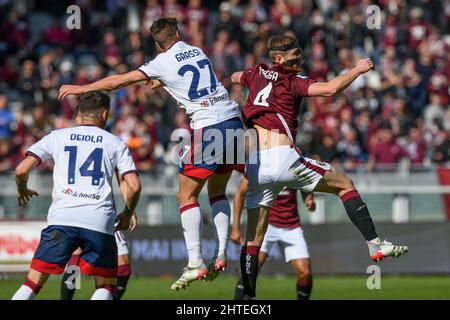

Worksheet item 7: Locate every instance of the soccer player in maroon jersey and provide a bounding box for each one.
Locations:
[231,176,316,300]
[231,34,408,299]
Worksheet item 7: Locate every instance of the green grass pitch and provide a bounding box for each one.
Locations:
[1,275,450,300]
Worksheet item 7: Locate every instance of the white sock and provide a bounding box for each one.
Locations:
[180,202,203,268]
[210,196,231,257]
[12,285,35,300]
[368,237,381,245]
[91,288,113,300]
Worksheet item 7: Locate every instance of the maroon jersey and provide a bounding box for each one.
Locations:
[240,63,316,139]
[270,188,300,229]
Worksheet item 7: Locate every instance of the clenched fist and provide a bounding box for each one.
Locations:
[355,58,374,75]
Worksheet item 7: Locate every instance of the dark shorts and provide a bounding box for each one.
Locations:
[179,117,245,179]
[31,225,117,278]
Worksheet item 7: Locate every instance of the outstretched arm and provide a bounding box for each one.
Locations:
[307,58,374,97]
[59,70,148,99]
[230,176,248,245]
[15,156,40,207]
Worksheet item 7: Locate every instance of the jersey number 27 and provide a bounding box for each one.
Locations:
[64,146,105,186]
[178,59,217,100]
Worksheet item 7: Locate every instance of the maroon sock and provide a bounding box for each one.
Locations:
[23,277,42,295]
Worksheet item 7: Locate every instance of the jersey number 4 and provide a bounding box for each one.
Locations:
[178,59,217,100]
[64,146,105,186]
[253,82,273,107]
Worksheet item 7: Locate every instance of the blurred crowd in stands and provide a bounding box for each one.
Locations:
[0,0,449,173]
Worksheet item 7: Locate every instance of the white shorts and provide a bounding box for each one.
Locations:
[245,145,331,209]
[261,225,309,263]
[115,231,130,256]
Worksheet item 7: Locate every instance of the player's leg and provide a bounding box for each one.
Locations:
[281,226,313,300]
[206,171,233,280]
[171,173,208,290]
[240,205,271,299]
[290,259,312,300]
[313,167,408,261]
[114,231,132,300]
[77,228,118,300]
[12,269,50,300]
[13,225,78,300]
[60,247,82,300]
[92,276,117,300]
[234,241,269,300]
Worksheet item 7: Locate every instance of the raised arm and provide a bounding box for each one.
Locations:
[230,176,248,245]
[59,70,148,99]
[15,156,40,207]
[307,58,374,97]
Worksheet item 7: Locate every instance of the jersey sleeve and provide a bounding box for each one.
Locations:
[26,133,54,165]
[240,65,258,88]
[116,140,138,177]
[292,75,316,97]
[138,57,161,79]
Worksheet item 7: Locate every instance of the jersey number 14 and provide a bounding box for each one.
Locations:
[64,146,105,186]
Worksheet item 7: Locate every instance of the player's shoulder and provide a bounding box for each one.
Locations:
[97,128,125,146]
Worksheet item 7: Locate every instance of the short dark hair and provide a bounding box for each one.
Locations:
[150,18,180,48]
[77,91,110,116]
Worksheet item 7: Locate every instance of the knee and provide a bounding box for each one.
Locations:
[177,191,196,206]
[297,269,311,282]
[336,173,355,192]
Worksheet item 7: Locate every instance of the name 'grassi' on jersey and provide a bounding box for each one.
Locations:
[26,125,136,235]
[138,41,240,130]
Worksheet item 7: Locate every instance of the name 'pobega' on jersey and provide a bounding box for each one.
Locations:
[26,125,137,235]
[138,41,240,129]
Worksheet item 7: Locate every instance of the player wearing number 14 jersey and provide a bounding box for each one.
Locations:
[12,92,141,300]
[59,18,244,290]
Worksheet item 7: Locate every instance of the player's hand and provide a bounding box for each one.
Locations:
[17,189,39,207]
[355,58,374,74]
[130,212,138,231]
[304,193,316,212]
[59,85,85,99]
[230,227,243,245]
[145,79,162,90]
[116,211,132,231]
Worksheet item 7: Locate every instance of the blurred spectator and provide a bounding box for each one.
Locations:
[433,131,450,164]
[403,127,426,166]
[0,94,14,139]
[367,129,403,171]
[0,0,448,173]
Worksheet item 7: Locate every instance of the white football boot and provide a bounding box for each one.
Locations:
[170,263,209,291]
[368,239,408,262]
